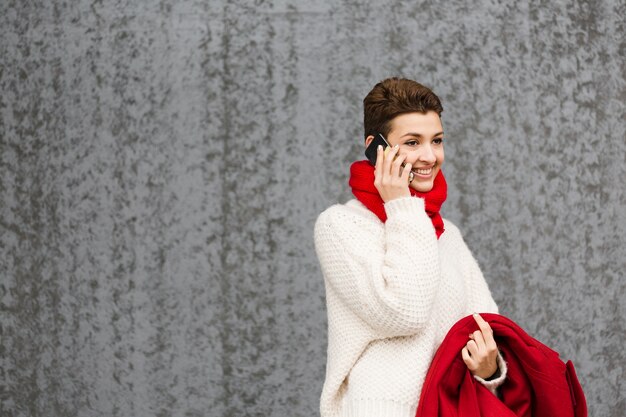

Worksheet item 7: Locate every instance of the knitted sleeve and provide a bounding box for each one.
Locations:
[460,245,508,394]
[465,250,499,315]
[443,222,499,315]
[473,351,508,395]
[314,196,441,338]
[443,222,507,393]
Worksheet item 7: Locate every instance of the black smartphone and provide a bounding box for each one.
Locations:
[364,133,391,166]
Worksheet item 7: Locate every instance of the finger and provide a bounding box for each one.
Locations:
[482,327,497,352]
[472,330,486,352]
[383,144,399,177]
[374,145,383,183]
[384,144,399,173]
[392,152,407,178]
[401,160,412,182]
[461,347,476,370]
[473,314,497,351]
[466,339,479,357]
[392,150,406,166]
[485,338,498,353]
[472,313,492,335]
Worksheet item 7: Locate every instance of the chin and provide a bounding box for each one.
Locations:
[411,181,434,193]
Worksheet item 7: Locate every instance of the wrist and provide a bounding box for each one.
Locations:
[472,361,498,380]
[484,364,501,381]
[383,195,424,215]
[381,191,411,203]
[472,352,508,395]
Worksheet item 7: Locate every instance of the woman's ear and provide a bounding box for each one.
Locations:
[364,135,375,148]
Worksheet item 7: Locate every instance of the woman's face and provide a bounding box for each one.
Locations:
[366,111,445,193]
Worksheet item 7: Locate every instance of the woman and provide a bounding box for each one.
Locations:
[314,78,507,417]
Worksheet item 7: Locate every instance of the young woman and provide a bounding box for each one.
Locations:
[314,78,507,417]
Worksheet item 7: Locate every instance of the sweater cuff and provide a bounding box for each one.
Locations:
[473,351,507,396]
[383,195,425,218]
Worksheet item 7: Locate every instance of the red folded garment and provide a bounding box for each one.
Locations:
[416,314,587,417]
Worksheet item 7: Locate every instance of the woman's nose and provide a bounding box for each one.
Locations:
[418,145,436,163]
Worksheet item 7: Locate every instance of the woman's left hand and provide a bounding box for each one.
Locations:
[461,313,499,379]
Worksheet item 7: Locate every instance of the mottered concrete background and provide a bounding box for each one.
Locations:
[1,0,624,416]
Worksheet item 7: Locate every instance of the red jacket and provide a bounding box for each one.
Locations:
[415,313,587,417]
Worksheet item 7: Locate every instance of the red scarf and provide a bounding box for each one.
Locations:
[348,160,447,239]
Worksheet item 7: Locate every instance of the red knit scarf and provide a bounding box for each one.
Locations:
[349,160,447,239]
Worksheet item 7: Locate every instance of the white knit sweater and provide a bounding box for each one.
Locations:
[314,196,504,417]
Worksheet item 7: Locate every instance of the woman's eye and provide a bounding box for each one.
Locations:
[434,138,444,144]
[406,140,418,146]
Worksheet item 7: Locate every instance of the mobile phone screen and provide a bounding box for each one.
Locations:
[364,133,391,166]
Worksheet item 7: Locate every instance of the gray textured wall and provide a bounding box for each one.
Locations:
[1,0,624,416]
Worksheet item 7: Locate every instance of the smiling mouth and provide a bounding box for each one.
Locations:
[411,166,435,176]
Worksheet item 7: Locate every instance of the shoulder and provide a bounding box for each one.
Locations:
[440,218,474,254]
[314,199,383,247]
[440,218,482,264]
[441,217,463,240]
[315,199,380,230]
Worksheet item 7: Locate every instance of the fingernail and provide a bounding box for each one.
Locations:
[378,145,382,151]
[394,144,399,148]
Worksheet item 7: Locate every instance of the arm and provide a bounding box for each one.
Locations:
[473,351,508,395]
[464,250,499,315]
[314,196,441,338]
[452,232,507,395]
[442,222,499,316]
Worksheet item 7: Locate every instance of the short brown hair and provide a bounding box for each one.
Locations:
[363,77,443,139]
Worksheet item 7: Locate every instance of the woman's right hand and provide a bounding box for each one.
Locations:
[374,144,412,203]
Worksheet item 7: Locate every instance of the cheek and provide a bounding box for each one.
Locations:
[399,151,415,163]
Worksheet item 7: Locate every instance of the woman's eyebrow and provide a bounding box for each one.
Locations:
[401,131,444,138]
